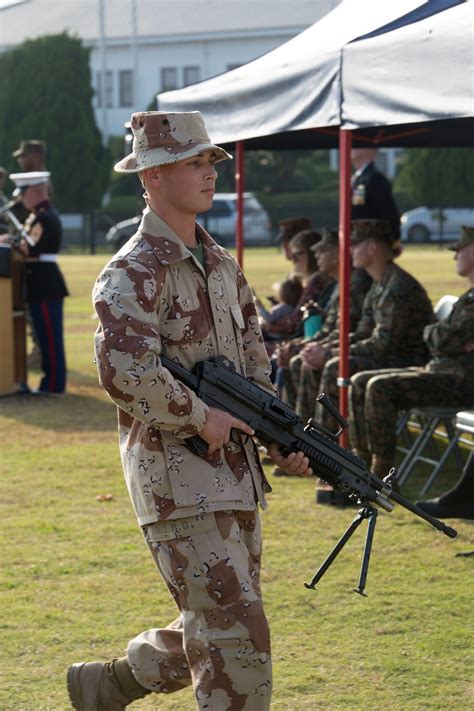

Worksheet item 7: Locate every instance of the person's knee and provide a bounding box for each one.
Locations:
[366,374,391,401]
[289,353,302,370]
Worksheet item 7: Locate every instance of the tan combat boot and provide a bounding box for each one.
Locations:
[67,657,151,710]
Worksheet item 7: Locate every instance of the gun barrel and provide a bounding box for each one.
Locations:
[390,490,457,538]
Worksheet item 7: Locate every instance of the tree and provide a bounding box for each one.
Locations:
[0,33,109,211]
[395,148,474,207]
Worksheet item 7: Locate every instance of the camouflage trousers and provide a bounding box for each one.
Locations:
[281,355,323,424]
[316,355,376,432]
[349,367,469,461]
[127,509,271,710]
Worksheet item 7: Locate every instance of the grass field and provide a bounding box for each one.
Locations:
[0,246,473,710]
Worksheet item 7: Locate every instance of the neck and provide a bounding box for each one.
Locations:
[149,198,197,247]
[366,259,391,282]
[353,160,370,172]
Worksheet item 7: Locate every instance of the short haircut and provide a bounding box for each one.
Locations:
[279,276,303,307]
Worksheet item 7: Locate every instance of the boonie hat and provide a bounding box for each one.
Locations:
[448,225,474,252]
[312,227,338,251]
[114,111,232,173]
[12,140,47,158]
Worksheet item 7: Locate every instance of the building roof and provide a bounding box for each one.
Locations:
[0,0,336,47]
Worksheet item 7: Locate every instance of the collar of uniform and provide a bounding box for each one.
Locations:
[352,161,374,182]
[139,206,233,270]
[33,199,51,213]
[376,260,397,288]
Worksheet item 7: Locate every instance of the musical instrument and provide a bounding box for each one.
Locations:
[0,197,34,246]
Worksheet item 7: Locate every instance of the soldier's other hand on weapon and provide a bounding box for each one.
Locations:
[267,443,313,477]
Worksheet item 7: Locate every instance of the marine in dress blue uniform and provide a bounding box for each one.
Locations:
[10,171,68,393]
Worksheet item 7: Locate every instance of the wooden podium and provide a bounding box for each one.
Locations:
[0,245,27,395]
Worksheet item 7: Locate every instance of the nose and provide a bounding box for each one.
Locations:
[206,164,217,180]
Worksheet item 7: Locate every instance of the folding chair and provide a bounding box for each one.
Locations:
[455,410,474,444]
[396,407,465,494]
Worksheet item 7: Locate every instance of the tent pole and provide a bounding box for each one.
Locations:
[338,129,352,448]
[235,141,245,268]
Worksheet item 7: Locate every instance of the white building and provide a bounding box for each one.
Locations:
[0,0,339,141]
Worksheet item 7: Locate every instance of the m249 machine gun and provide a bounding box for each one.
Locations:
[161,354,457,595]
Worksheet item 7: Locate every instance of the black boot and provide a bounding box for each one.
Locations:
[416,451,474,520]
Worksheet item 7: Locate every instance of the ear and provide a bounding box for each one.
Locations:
[367,239,378,257]
[142,166,162,189]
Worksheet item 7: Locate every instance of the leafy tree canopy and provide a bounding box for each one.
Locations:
[0,33,109,211]
[395,148,474,207]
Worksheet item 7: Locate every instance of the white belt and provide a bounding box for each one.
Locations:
[39,254,57,262]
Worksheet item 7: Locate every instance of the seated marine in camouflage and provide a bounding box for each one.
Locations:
[315,219,435,478]
[350,225,474,479]
[280,228,371,422]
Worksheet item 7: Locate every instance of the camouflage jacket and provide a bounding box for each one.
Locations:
[93,208,274,526]
[424,288,474,384]
[350,262,434,366]
[318,268,372,345]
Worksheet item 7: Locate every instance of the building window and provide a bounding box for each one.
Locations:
[119,70,133,107]
[161,67,177,91]
[96,70,113,108]
[183,66,200,87]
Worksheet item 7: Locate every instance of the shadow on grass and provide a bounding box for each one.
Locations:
[0,388,116,432]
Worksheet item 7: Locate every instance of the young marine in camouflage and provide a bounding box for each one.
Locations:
[67,111,312,711]
[269,231,370,482]
[349,226,474,466]
[316,219,434,436]
[287,265,371,423]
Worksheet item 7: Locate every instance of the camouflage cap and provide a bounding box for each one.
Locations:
[276,216,312,244]
[312,227,338,251]
[448,225,474,252]
[350,219,392,246]
[12,139,47,158]
[114,111,232,173]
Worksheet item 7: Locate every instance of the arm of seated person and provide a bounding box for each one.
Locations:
[300,342,329,369]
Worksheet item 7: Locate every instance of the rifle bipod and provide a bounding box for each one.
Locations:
[304,504,379,596]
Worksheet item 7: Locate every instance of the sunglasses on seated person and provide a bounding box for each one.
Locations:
[290,250,305,261]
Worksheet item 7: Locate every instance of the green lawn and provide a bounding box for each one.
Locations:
[0,246,472,710]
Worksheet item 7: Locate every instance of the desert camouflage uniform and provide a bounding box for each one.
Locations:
[349,288,474,460]
[285,268,371,422]
[93,207,274,708]
[316,262,434,431]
